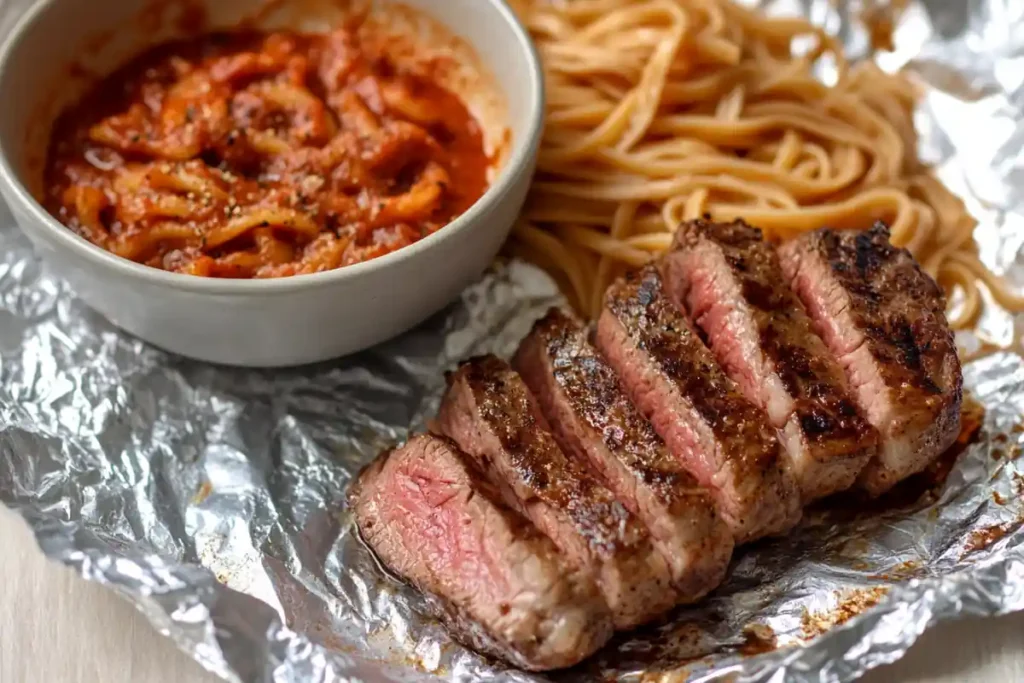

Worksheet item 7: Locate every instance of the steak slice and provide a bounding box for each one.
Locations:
[662,218,878,501]
[437,355,678,630]
[777,223,962,495]
[349,434,613,671]
[514,308,733,601]
[596,265,802,542]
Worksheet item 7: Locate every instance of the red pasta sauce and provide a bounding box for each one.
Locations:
[45,19,490,277]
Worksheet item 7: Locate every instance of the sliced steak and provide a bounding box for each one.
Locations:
[349,434,613,671]
[662,218,878,501]
[777,223,962,495]
[596,265,802,542]
[437,355,678,630]
[514,308,733,601]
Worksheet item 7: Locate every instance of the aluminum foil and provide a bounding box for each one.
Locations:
[3,0,1024,681]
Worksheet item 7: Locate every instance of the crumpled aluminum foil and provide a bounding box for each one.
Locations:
[3,0,1024,681]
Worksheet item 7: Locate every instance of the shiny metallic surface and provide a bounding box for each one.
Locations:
[3,1,1024,681]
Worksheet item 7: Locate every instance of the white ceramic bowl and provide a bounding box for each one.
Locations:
[0,0,543,367]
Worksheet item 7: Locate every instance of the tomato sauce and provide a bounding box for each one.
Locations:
[45,20,490,277]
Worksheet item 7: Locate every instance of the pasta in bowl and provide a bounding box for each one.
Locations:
[48,21,492,278]
[0,0,542,365]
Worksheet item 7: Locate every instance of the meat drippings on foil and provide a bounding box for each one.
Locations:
[800,588,892,640]
[739,624,779,656]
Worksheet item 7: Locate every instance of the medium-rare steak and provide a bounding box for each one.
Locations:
[596,265,802,542]
[662,218,879,501]
[349,434,613,671]
[514,308,733,601]
[777,223,962,495]
[437,355,678,630]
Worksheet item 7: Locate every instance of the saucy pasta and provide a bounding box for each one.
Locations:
[45,19,489,278]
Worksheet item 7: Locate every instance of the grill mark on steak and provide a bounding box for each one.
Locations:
[778,223,962,495]
[514,308,734,602]
[349,434,613,671]
[437,355,678,629]
[662,218,878,500]
[596,265,801,542]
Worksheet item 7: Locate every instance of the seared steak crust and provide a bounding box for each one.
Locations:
[778,223,962,494]
[514,308,734,601]
[663,218,878,500]
[437,355,678,629]
[349,434,613,671]
[597,265,802,542]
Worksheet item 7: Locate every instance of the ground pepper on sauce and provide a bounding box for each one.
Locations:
[45,19,489,278]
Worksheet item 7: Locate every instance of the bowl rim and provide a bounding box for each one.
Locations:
[0,0,544,296]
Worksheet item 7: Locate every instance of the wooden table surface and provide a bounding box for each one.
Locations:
[1,507,1022,682]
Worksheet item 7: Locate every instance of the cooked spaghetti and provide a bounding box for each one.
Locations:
[509,0,1024,334]
[45,18,489,277]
